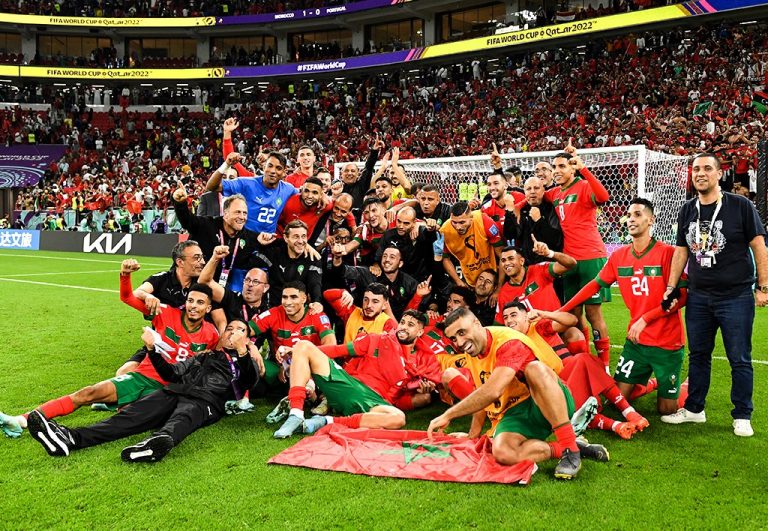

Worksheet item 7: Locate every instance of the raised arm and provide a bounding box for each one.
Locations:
[198,245,229,303]
[119,259,150,314]
[222,118,253,176]
[206,152,244,193]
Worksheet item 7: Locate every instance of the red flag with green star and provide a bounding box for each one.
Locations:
[269,425,536,485]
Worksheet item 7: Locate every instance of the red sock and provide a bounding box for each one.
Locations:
[677,378,689,408]
[581,328,591,347]
[447,375,474,400]
[548,442,563,459]
[335,414,363,428]
[589,413,618,432]
[594,338,611,365]
[37,396,75,419]
[553,422,578,453]
[629,378,658,400]
[567,340,589,356]
[287,386,307,411]
[602,384,632,413]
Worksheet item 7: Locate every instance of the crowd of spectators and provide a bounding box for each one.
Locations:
[8,20,768,217]
[3,0,344,18]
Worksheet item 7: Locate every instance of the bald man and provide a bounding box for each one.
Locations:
[375,206,438,280]
[535,161,556,189]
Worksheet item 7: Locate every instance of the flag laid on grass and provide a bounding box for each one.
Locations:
[269,425,537,485]
[752,91,768,114]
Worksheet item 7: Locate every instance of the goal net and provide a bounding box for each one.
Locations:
[335,146,689,246]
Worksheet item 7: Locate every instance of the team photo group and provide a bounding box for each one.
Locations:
[2,117,766,482]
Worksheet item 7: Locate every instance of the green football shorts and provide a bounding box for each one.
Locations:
[494,381,576,441]
[563,257,611,304]
[312,359,390,416]
[109,372,163,406]
[616,341,684,399]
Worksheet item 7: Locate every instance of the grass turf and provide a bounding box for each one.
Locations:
[0,249,766,529]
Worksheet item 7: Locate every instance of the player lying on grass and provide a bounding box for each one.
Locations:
[427,308,608,480]
[560,198,687,415]
[0,260,219,439]
[273,310,442,438]
[500,301,649,439]
[27,320,257,462]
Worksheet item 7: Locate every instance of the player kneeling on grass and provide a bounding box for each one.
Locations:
[27,320,258,462]
[0,261,220,439]
[501,301,648,440]
[427,308,608,480]
[273,310,442,439]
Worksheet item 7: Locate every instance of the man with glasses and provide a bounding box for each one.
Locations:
[172,187,267,292]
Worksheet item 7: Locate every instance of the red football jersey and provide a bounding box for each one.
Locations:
[596,239,685,350]
[331,332,409,402]
[546,177,607,260]
[353,219,396,261]
[276,194,331,237]
[481,192,525,229]
[285,171,310,188]
[495,262,561,322]
[136,306,220,384]
[249,305,334,352]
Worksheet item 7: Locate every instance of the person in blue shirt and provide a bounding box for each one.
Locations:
[205,151,298,234]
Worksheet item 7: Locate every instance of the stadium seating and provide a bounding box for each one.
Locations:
[11,19,768,213]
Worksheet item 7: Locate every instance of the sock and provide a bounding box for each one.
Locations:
[567,340,589,355]
[629,378,658,400]
[553,422,578,453]
[594,337,611,365]
[677,378,689,408]
[36,396,75,419]
[287,386,307,417]
[447,375,474,400]
[548,441,563,459]
[589,413,619,432]
[581,328,591,347]
[603,385,633,415]
[335,414,363,428]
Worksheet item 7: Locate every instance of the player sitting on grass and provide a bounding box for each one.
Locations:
[0,260,219,439]
[27,320,257,462]
[273,310,441,438]
[427,308,608,480]
[501,301,648,439]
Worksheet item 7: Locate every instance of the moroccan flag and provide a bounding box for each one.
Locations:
[269,425,537,485]
[752,91,768,115]
[126,200,143,215]
[692,101,712,117]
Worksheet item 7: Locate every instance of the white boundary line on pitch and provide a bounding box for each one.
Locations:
[0,269,117,277]
[610,343,768,365]
[0,252,168,267]
[0,277,117,293]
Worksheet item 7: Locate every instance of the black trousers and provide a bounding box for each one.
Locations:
[73,390,222,449]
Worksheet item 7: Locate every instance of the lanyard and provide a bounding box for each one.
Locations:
[224,351,242,400]
[219,230,239,269]
[695,194,722,253]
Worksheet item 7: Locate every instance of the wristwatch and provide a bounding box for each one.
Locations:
[757,285,768,294]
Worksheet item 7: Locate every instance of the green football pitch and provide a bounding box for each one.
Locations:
[0,249,766,529]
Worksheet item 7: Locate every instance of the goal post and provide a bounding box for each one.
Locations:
[335,146,690,245]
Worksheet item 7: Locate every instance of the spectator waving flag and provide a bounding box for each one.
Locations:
[692,101,713,118]
[752,91,768,115]
[269,425,537,485]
